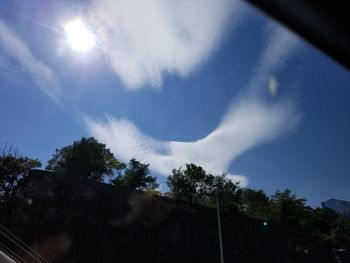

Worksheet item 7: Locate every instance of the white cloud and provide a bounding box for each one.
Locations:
[90,0,243,89]
[0,19,61,102]
[246,23,301,95]
[86,97,300,186]
[85,23,302,186]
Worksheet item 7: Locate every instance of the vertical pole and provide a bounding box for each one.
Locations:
[216,195,224,263]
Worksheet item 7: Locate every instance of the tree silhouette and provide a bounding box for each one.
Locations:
[113,158,158,191]
[46,137,124,182]
[240,188,270,219]
[0,145,41,201]
[167,163,241,208]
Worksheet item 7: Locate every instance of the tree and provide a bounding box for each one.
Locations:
[308,208,340,238]
[167,164,208,202]
[308,208,350,246]
[269,189,310,228]
[46,137,124,182]
[240,188,270,219]
[211,173,242,210]
[329,216,350,247]
[0,145,41,201]
[167,163,241,208]
[167,167,191,200]
[112,158,158,191]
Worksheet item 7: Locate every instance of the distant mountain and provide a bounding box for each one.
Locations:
[322,198,350,219]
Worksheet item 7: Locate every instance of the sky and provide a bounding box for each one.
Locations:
[0,0,349,207]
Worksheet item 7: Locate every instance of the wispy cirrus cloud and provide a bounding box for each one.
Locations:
[0,19,61,102]
[246,24,301,96]
[85,25,302,186]
[90,0,244,89]
[86,98,300,186]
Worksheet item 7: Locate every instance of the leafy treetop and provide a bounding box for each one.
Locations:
[112,158,158,191]
[46,137,124,182]
[167,163,241,209]
[0,145,41,200]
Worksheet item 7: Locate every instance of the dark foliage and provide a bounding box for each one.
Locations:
[0,173,342,263]
[46,137,124,182]
[0,145,41,201]
[112,158,158,191]
[0,139,349,262]
[167,165,350,248]
[167,163,241,210]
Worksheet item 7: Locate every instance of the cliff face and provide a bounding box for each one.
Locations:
[0,171,338,263]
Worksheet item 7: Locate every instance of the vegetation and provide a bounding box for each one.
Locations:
[45,138,158,191]
[167,164,241,210]
[46,137,125,182]
[240,188,270,219]
[112,158,158,191]
[166,163,350,247]
[1,137,349,250]
[0,145,41,201]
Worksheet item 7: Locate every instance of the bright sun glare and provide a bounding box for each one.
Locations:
[64,19,96,52]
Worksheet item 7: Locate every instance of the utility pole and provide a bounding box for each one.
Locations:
[216,194,224,263]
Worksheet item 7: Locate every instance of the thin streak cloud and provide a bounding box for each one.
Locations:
[0,19,61,102]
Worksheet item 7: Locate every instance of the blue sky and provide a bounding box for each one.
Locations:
[0,0,349,207]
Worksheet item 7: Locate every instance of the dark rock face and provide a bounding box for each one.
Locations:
[0,171,338,263]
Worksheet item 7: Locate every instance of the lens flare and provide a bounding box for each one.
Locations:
[268,76,278,97]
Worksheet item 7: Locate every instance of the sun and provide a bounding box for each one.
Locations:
[64,19,96,52]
